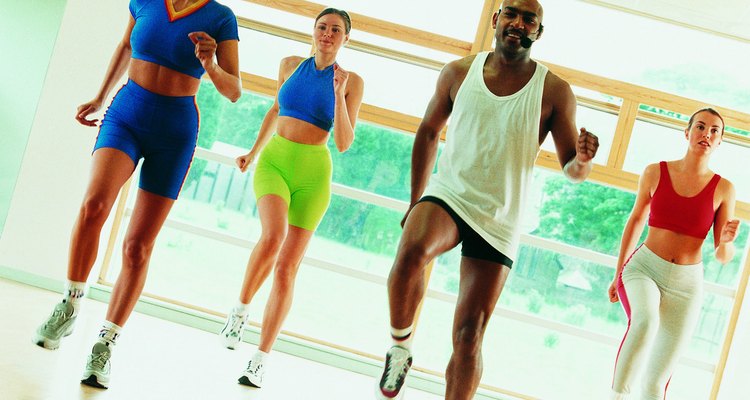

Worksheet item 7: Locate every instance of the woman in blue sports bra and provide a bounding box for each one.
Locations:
[218,7,364,388]
[33,0,241,389]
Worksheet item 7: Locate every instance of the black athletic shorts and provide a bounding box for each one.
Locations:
[418,196,513,268]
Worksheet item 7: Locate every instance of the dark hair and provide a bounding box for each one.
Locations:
[687,107,725,135]
[315,7,351,34]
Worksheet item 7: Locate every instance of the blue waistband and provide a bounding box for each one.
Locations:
[120,79,196,106]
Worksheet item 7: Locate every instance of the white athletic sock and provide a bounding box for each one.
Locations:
[233,302,250,315]
[391,325,414,350]
[64,280,86,314]
[97,320,122,348]
[253,349,270,365]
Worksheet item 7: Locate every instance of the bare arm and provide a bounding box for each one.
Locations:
[331,66,364,152]
[76,16,135,126]
[608,164,657,302]
[235,57,295,172]
[714,179,738,264]
[547,75,599,183]
[188,32,241,102]
[402,61,461,225]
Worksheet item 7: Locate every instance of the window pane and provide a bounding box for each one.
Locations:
[535,0,750,112]
[336,47,438,117]
[326,0,485,42]
[527,169,635,256]
[237,28,311,80]
[540,103,619,166]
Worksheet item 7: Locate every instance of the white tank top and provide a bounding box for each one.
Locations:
[423,51,547,261]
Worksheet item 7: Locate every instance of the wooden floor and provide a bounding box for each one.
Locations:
[0,278,443,400]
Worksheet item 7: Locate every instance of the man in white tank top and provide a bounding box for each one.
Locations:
[376,1,600,399]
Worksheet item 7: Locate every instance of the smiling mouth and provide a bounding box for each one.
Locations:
[505,31,524,40]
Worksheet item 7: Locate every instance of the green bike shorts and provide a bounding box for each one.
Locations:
[253,135,332,231]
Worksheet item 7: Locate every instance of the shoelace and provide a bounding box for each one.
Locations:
[245,360,262,375]
[46,306,68,328]
[383,351,410,389]
[227,313,245,336]
[89,351,110,371]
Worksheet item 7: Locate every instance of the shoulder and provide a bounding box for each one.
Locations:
[639,162,662,189]
[280,55,305,71]
[716,176,736,200]
[211,1,237,18]
[543,70,573,101]
[442,54,476,77]
[346,71,364,90]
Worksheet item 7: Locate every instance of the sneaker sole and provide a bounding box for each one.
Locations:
[238,375,261,388]
[81,375,109,389]
[374,381,406,400]
[32,327,73,350]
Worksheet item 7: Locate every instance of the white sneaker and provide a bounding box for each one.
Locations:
[375,346,412,399]
[219,310,247,350]
[81,342,111,389]
[33,301,76,350]
[238,357,265,388]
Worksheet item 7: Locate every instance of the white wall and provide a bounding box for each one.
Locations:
[0,0,128,282]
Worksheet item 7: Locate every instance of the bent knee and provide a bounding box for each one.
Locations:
[453,322,486,355]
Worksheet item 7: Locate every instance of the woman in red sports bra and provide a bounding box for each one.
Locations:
[607,108,739,400]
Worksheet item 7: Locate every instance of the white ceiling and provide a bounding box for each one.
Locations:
[585,0,750,42]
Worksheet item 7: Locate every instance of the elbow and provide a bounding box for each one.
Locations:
[564,171,586,184]
[226,86,241,103]
[336,137,354,153]
[336,141,351,153]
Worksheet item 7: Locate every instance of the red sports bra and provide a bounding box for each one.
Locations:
[648,161,721,239]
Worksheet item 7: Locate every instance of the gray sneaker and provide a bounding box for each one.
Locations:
[33,301,76,350]
[219,310,247,350]
[81,342,111,389]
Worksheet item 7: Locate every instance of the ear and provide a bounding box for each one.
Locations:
[684,128,689,140]
[535,25,544,41]
[492,12,499,29]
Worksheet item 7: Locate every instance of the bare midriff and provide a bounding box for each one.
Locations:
[644,226,707,265]
[276,116,330,145]
[129,58,201,97]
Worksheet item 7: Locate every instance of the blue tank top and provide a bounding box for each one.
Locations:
[129,0,239,79]
[277,57,336,132]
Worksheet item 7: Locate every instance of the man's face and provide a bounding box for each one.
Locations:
[493,0,544,49]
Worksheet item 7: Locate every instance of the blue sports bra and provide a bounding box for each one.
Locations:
[277,56,336,132]
[129,0,239,79]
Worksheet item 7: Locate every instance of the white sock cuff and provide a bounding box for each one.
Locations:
[254,349,270,363]
[99,320,123,345]
[233,302,250,315]
[390,325,413,339]
[65,280,86,298]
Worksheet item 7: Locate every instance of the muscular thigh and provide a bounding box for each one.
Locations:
[399,200,461,259]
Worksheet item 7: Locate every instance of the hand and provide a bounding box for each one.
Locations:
[608,279,619,303]
[188,31,218,71]
[720,219,740,244]
[575,127,599,163]
[75,99,103,127]
[333,64,349,96]
[235,151,256,173]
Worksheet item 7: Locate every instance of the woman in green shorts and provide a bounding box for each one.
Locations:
[219,7,364,388]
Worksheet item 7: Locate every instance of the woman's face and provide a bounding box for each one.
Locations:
[685,111,723,154]
[313,13,349,54]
